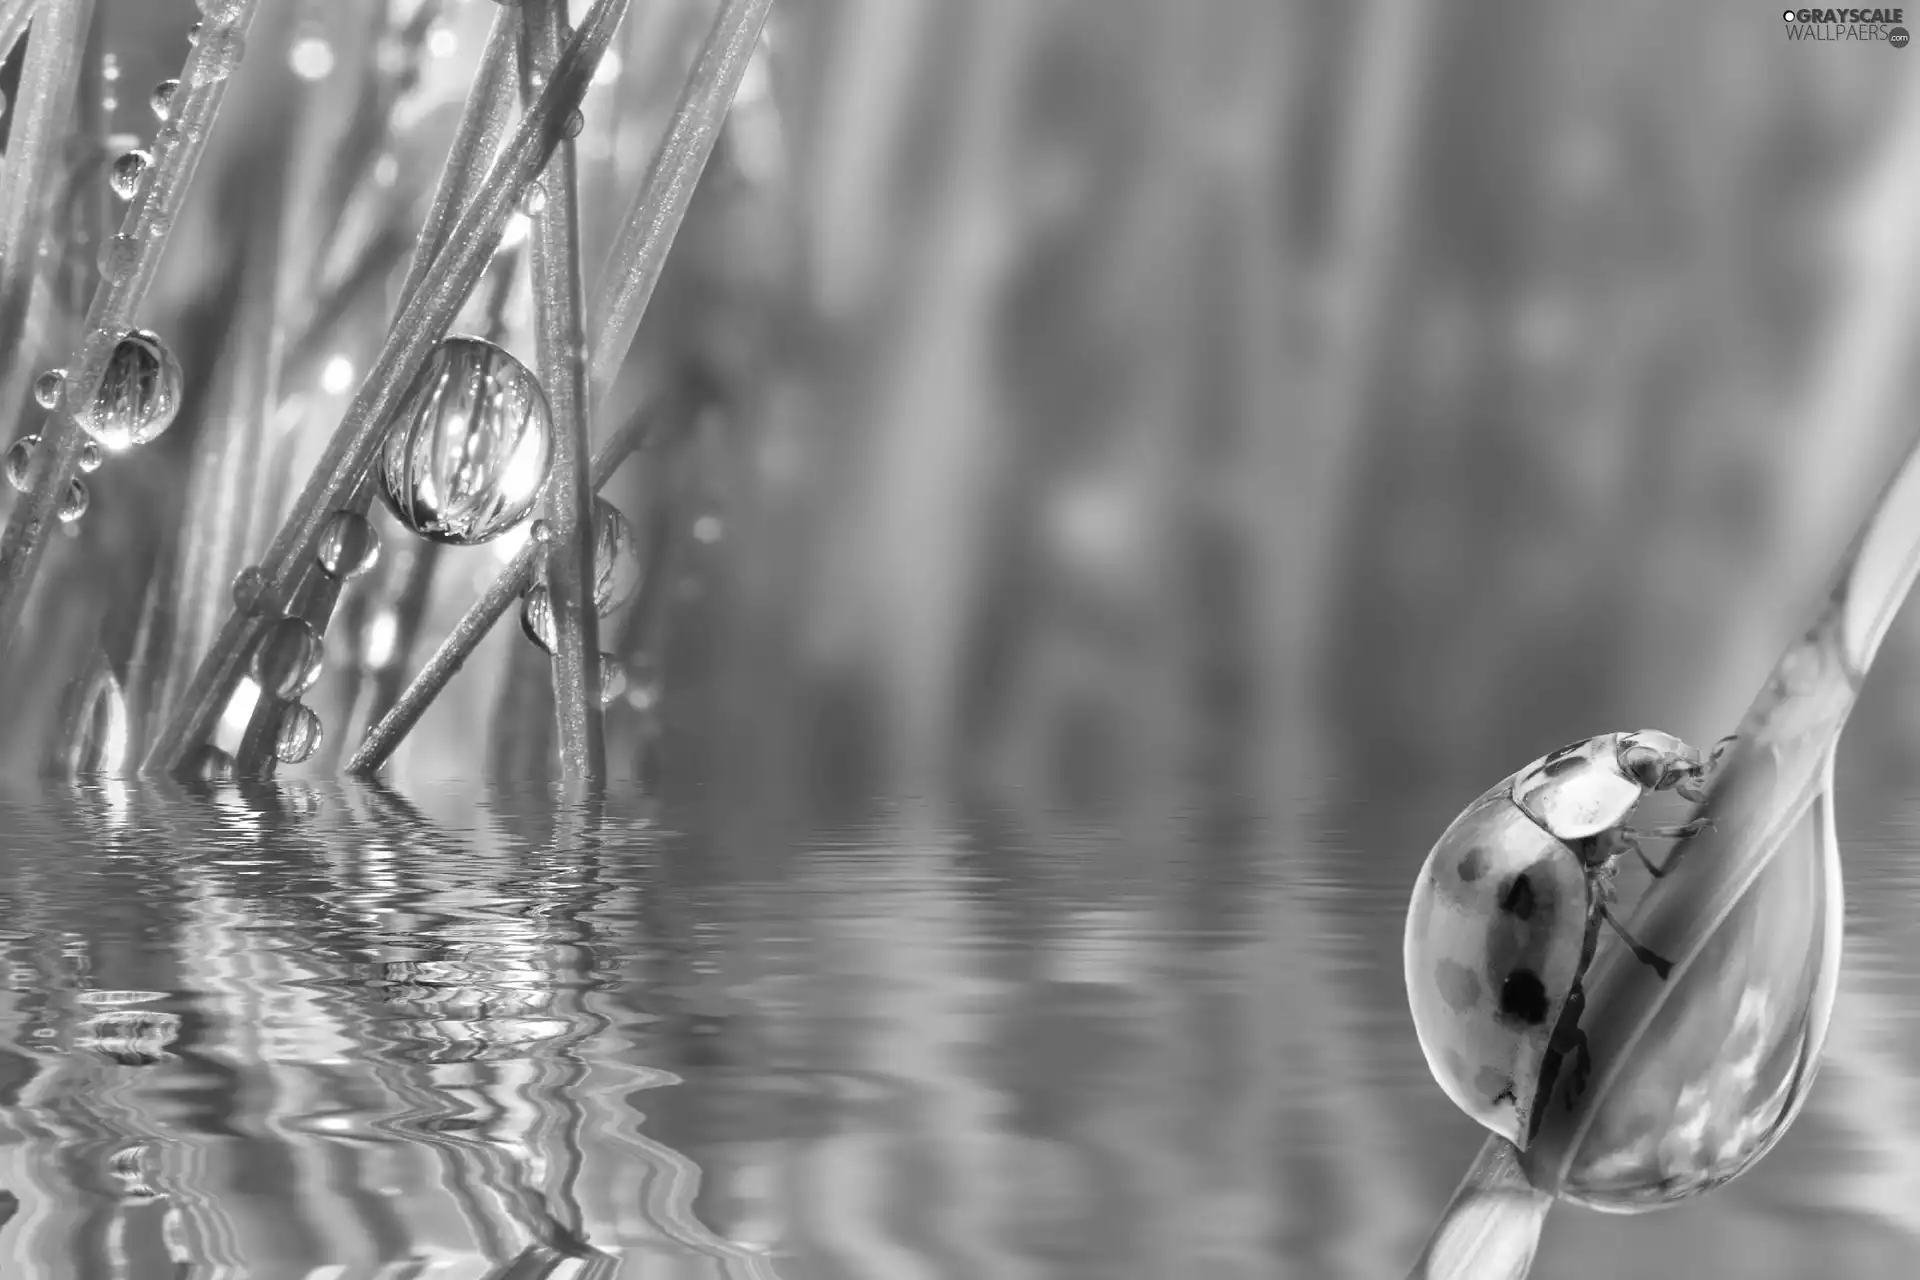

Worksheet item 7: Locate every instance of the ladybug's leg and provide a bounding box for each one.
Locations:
[1675,734,1738,804]
[1621,819,1713,877]
[1541,981,1593,1115]
[1600,904,1672,979]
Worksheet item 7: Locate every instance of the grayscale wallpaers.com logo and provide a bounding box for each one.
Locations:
[1782,7,1910,43]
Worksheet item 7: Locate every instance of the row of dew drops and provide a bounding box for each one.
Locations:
[2,2,694,773]
[4,7,246,522]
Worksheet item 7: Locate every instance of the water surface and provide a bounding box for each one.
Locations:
[0,779,1916,1279]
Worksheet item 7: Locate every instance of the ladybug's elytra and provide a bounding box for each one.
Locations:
[1402,730,1733,1150]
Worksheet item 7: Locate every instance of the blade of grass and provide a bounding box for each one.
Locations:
[346,0,772,776]
[522,0,605,787]
[143,0,633,778]
[0,0,90,399]
[229,5,526,778]
[587,0,774,403]
[0,0,33,66]
[347,392,686,776]
[0,0,254,667]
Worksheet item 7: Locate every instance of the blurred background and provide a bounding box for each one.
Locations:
[1,0,1919,1277]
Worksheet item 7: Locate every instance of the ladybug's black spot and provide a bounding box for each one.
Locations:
[1542,753,1585,778]
[1474,1065,1513,1103]
[1434,959,1482,1012]
[1500,873,1537,920]
[1500,969,1550,1025]
[1456,847,1488,882]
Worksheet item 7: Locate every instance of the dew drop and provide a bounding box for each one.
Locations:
[58,479,90,524]
[562,109,584,139]
[520,584,555,653]
[187,22,202,46]
[5,436,38,492]
[98,234,141,281]
[249,616,324,701]
[150,80,178,121]
[78,441,104,474]
[523,182,548,215]
[109,150,152,201]
[316,510,381,580]
[377,336,554,545]
[75,329,185,450]
[590,499,641,615]
[529,518,552,545]
[230,565,267,611]
[273,703,322,765]
[34,369,66,409]
[597,653,627,705]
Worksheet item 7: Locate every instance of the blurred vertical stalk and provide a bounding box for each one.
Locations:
[522,0,606,788]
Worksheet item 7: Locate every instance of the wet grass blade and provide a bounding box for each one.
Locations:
[522,0,605,787]
[347,0,773,777]
[143,0,634,778]
[0,0,253,664]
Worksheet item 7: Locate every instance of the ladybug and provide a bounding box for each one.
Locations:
[1403,730,1732,1149]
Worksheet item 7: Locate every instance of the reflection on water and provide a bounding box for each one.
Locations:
[0,779,1915,1279]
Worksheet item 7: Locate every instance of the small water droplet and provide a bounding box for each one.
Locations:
[230,565,267,610]
[78,441,104,473]
[98,234,140,281]
[249,615,324,701]
[520,584,555,653]
[562,109,584,139]
[523,182,548,215]
[58,478,90,524]
[75,329,184,450]
[316,510,381,580]
[597,653,627,705]
[34,369,66,409]
[529,518,553,544]
[377,336,554,545]
[273,703,322,765]
[150,80,178,121]
[109,150,151,200]
[590,499,642,615]
[183,744,234,782]
[5,436,38,491]
[187,21,202,46]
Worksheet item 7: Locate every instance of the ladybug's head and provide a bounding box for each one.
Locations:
[1616,730,1702,792]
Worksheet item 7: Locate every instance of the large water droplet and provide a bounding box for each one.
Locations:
[78,441,103,474]
[74,329,184,450]
[590,498,642,616]
[109,150,151,200]
[376,336,553,545]
[5,436,37,491]
[597,653,627,705]
[34,369,65,409]
[273,703,322,765]
[316,509,381,580]
[149,80,178,121]
[249,616,324,701]
[58,478,90,524]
